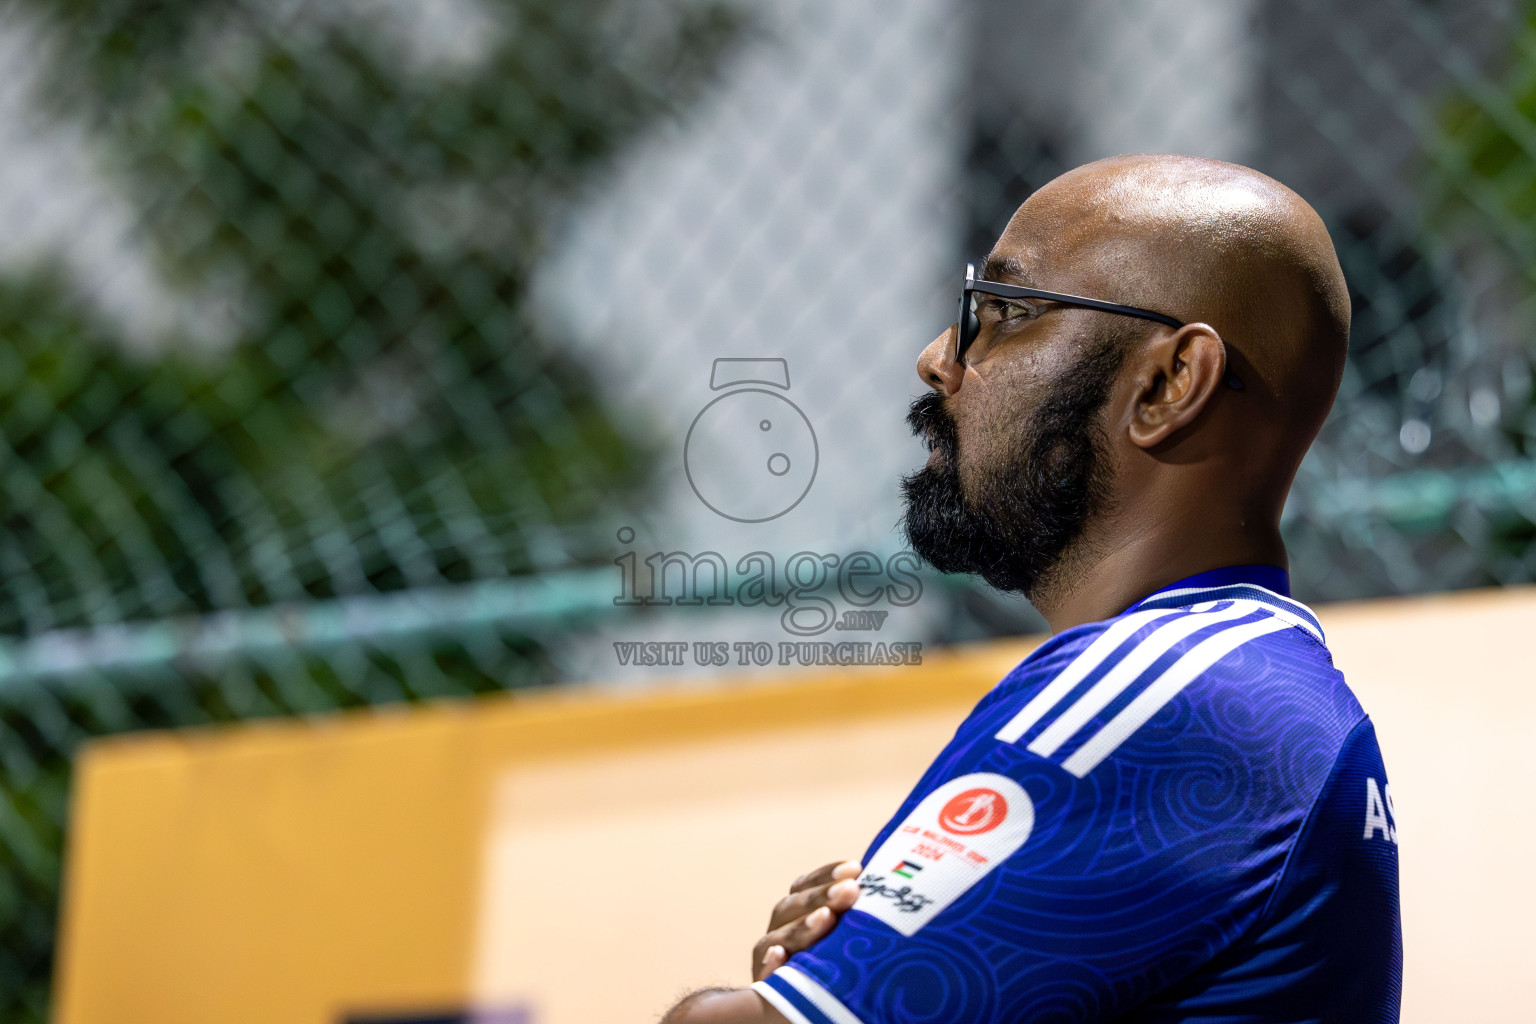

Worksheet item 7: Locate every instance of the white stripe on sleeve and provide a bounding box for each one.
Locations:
[1027,603,1256,758]
[994,608,1180,743]
[1061,615,1290,777]
[777,965,869,1024]
[1144,584,1323,641]
[752,979,820,1024]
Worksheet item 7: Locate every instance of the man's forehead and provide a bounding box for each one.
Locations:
[993,177,1182,293]
[982,245,1107,295]
[983,223,1104,291]
[982,194,1111,281]
[980,252,1034,284]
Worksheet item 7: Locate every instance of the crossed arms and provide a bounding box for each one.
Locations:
[659,860,862,1023]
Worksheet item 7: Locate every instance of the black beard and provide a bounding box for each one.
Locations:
[899,340,1124,596]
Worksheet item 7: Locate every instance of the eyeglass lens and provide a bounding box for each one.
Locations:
[956,292,979,363]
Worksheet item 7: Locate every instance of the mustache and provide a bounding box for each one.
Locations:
[906,392,958,459]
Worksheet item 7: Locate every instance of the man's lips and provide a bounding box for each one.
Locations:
[906,394,957,463]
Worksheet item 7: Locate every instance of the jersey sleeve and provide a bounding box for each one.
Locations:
[1207,716,1402,1022]
[752,623,1367,1024]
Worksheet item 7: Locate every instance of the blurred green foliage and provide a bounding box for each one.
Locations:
[0,0,742,1018]
[1433,12,1536,236]
[0,0,741,629]
[1428,8,1536,483]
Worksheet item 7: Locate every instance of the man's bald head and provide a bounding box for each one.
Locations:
[907,154,1352,624]
[994,153,1350,451]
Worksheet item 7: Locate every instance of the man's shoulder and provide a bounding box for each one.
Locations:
[968,594,1362,782]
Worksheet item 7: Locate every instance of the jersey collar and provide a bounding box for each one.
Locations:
[1127,564,1325,643]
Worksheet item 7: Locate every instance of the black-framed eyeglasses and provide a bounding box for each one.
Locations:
[957,263,1243,390]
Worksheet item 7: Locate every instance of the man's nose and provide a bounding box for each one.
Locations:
[917,324,964,396]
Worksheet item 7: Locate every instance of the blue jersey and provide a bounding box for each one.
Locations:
[754,566,1401,1024]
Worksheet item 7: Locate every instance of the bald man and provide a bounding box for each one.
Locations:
[662,155,1401,1024]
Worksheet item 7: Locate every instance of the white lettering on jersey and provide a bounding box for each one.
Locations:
[854,772,1034,937]
[1363,777,1397,843]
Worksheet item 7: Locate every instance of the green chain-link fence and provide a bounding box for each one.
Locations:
[0,0,742,1015]
[5,0,1536,1018]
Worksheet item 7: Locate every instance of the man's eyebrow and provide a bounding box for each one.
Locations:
[981,254,1034,285]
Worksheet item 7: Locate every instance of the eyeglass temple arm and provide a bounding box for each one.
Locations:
[962,265,1241,388]
[966,276,1185,331]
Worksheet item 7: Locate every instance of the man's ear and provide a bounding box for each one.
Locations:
[1126,323,1227,450]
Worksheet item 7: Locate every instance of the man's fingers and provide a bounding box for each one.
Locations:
[755,862,862,980]
[767,885,824,931]
[788,862,840,893]
[789,860,859,894]
[831,860,862,882]
[779,904,840,950]
[772,860,860,929]
[754,944,787,982]
[825,877,861,910]
[754,906,837,979]
[767,876,861,931]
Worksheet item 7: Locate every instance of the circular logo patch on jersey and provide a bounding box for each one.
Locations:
[939,788,1007,835]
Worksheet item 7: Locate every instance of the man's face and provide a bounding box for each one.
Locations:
[900,221,1134,596]
[900,333,1126,595]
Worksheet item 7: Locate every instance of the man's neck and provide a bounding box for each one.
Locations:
[1029,510,1288,634]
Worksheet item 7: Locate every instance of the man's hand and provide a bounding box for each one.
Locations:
[662,861,863,1022]
[751,860,862,981]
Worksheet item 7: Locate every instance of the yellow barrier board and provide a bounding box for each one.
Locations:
[54,589,1536,1023]
[55,638,1033,1024]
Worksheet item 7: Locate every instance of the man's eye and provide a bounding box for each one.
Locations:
[996,300,1035,321]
